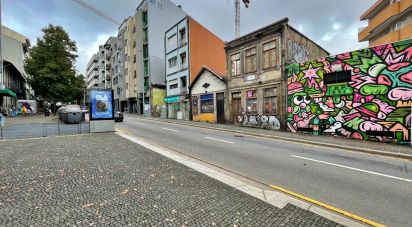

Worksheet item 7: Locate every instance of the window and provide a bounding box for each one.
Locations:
[264,88,278,115]
[168,57,177,68]
[231,53,241,76]
[133,55,136,63]
[180,52,187,69]
[168,34,177,48]
[144,60,149,76]
[169,83,178,89]
[134,70,137,78]
[394,20,406,31]
[143,44,148,59]
[245,47,257,73]
[179,28,186,46]
[180,76,187,89]
[324,71,351,85]
[200,94,214,113]
[142,11,148,26]
[246,90,257,114]
[262,40,277,69]
[143,28,148,43]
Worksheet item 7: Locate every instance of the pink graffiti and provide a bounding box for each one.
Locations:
[388,87,412,101]
[343,112,362,121]
[353,93,374,103]
[400,71,412,84]
[373,99,395,115]
[388,62,410,71]
[359,121,384,132]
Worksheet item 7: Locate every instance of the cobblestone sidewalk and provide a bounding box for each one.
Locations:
[0,133,342,226]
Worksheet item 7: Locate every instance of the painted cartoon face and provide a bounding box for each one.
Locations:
[293,94,312,109]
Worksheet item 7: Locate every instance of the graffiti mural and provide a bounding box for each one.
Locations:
[238,113,281,130]
[287,39,412,144]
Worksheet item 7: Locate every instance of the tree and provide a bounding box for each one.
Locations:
[24,24,82,104]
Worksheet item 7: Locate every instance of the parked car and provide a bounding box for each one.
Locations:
[59,105,83,124]
[80,106,89,113]
[114,111,123,122]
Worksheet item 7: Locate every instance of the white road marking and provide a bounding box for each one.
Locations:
[292,155,412,183]
[204,137,234,144]
[134,122,145,125]
[162,128,178,132]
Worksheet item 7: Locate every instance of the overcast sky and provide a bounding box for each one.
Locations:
[3,0,375,75]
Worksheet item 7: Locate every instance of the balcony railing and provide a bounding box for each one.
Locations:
[179,39,187,47]
[180,86,187,94]
[179,63,187,71]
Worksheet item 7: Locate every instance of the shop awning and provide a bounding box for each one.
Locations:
[0,89,17,97]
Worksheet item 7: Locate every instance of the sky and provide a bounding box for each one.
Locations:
[3,0,376,75]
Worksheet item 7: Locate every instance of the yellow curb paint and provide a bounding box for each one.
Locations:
[269,184,386,227]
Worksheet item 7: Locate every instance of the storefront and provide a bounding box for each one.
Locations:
[165,95,189,120]
[190,67,226,124]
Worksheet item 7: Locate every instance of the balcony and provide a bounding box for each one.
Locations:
[178,39,187,47]
[180,86,187,94]
[179,63,187,71]
[105,51,112,59]
[359,0,412,42]
[371,22,412,46]
[106,75,112,80]
[106,63,111,69]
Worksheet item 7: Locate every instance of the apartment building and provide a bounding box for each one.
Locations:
[134,0,187,116]
[164,16,226,120]
[225,18,329,130]
[0,25,33,114]
[86,54,99,89]
[359,0,412,46]
[111,26,127,112]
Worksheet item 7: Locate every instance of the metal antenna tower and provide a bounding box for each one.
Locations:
[71,0,121,26]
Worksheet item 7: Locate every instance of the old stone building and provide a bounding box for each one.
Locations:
[225,18,329,130]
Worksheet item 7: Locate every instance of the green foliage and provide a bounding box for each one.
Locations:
[24,24,84,103]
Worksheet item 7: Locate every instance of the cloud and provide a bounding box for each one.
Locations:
[4,0,376,74]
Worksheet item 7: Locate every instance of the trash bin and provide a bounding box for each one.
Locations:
[61,105,82,124]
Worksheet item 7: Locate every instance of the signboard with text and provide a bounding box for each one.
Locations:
[89,89,114,121]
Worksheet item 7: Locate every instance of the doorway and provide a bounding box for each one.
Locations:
[231,92,241,125]
[216,93,225,124]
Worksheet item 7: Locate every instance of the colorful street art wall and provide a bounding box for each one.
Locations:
[287,39,412,144]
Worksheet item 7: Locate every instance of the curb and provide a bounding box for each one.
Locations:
[126,115,412,161]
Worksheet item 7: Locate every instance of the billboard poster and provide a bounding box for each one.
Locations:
[90,89,114,120]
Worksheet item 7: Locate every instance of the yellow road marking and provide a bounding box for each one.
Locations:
[269,184,386,227]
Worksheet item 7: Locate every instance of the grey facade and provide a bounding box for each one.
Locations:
[111,27,127,111]
[135,0,187,115]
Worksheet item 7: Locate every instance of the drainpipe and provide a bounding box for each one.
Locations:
[280,20,288,131]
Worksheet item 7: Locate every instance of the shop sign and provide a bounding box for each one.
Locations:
[164,96,180,103]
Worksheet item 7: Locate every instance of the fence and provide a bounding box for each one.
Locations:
[0,116,90,140]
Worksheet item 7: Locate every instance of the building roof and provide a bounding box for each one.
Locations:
[360,0,389,20]
[2,25,30,45]
[224,17,329,55]
[189,66,226,90]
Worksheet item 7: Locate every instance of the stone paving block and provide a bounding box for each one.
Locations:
[0,133,343,226]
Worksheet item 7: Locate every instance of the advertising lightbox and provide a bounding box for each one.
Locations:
[89,89,114,120]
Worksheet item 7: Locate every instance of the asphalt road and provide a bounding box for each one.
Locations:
[117,116,412,227]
